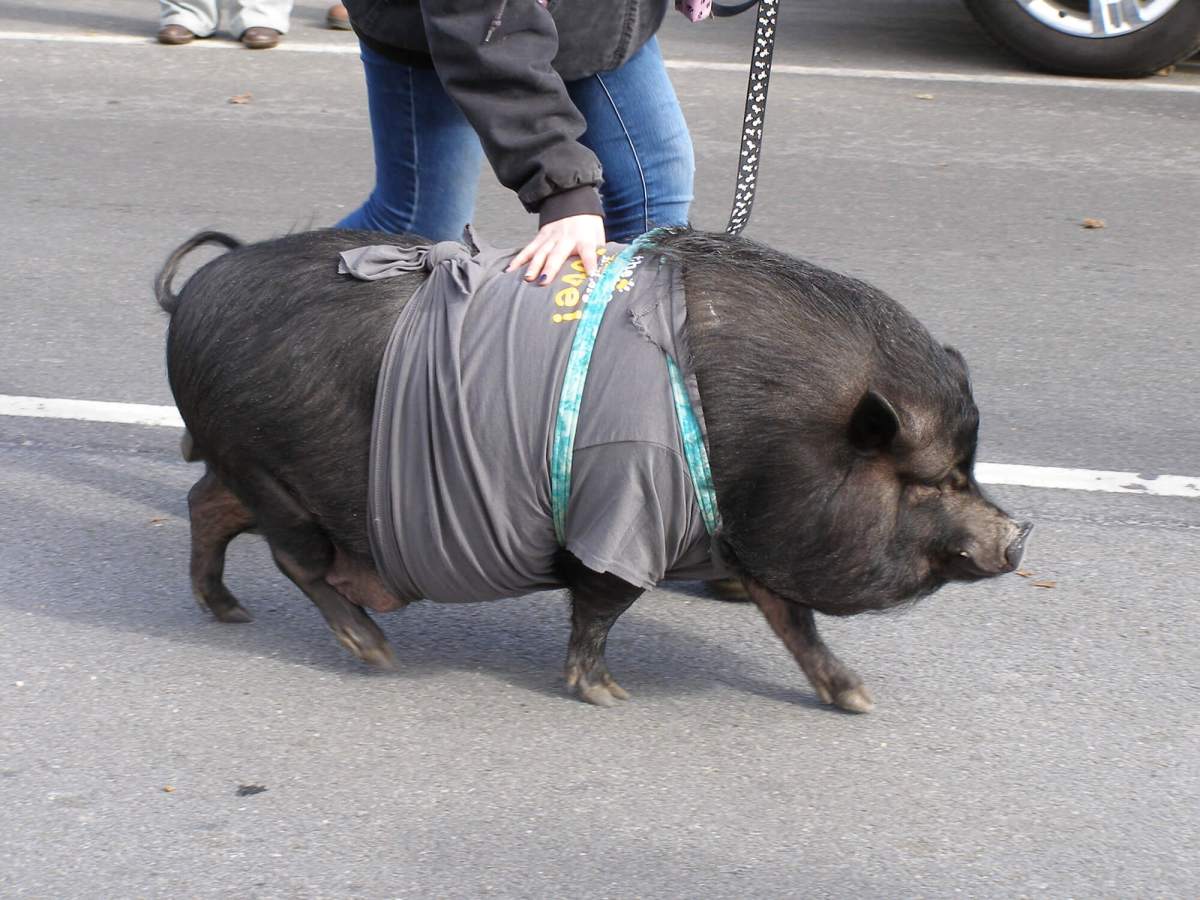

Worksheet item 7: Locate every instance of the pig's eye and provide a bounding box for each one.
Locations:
[906,465,966,498]
[907,482,942,501]
[910,467,952,488]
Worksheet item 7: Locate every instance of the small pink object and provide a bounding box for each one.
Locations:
[675,0,712,22]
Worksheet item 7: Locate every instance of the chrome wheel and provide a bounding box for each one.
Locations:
[1016,0,1183,38]
[965,0,1200,76]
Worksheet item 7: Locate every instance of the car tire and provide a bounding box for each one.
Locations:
[963,0,1200,77]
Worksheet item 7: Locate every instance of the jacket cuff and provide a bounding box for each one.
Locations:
[537,186,604,228]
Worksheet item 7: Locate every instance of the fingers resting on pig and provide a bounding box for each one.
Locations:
[506,214,605,285]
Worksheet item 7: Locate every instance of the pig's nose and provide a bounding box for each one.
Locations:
[1005,521,1034,571]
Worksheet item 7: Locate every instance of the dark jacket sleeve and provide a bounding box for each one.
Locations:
[420,0,604,224]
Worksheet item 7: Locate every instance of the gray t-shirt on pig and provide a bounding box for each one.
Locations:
[359,238,718,604]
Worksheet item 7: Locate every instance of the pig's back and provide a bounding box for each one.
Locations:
[166,229,429,555]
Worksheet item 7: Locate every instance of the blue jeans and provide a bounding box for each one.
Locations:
[338,38,694,243]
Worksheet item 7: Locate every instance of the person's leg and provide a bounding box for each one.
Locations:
[337,44,484,241]
[159,0,219,36]
[230,0,294,35]
[565,37,694,242]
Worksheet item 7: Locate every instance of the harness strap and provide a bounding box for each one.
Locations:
[550,231,721,546]
[665,355,720,535]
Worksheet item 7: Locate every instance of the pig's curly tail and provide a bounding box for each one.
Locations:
[155,230,242,315]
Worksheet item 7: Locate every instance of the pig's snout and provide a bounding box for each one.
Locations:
[951,519,1033,579]
[1005,521,1034,571]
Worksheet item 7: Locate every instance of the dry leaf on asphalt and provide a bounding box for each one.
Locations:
[1081,218,1105,229]
[1015,569,1034,578]
[228,92,253,105]
[915,93,935,100]
[1031,580,1057,589]
[162,786,175,793]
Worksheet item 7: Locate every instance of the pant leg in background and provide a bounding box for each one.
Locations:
[229,0,294,36]
[565,37,695,243]
[337,43,484,241]
[159,0,221,36]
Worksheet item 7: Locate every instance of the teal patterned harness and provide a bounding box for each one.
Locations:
[550,232,721,546]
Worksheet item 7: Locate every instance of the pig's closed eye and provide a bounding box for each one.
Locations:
[906,466,966,497]
[910,468,952,488]
[923,463,972,490]
[906,481,942,501]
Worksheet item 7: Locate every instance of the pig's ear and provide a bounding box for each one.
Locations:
[848,390,900,452]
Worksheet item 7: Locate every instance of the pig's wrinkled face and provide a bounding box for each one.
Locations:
[667,228,1030,616]
[794,383,1027,614]
[714,358,1030,617]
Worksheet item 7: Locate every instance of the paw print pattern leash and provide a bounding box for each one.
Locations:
[550,1,781,543]
[712,0,780,236]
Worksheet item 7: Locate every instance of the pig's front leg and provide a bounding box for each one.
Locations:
[744,579,874,713]
[557,551,643,707]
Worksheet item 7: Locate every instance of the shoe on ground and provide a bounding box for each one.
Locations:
[157,24,196,45]
[326,4,352,29]
[240,27,281,49]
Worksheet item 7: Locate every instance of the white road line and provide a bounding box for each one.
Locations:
[1,395,183,429]
[3,30,1199,94]
[1,394,1197,499]
[974,463,1198,499]
[666,60,1200,94]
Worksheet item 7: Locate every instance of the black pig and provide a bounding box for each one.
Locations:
[156,228,1030,712]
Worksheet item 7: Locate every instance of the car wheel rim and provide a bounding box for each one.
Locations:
[1016,0,1182,37]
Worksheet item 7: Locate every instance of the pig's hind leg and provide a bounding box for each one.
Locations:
[225,467,396,669]
[745,580,875,713]
[558,551,643,707]
[187,466,256,623]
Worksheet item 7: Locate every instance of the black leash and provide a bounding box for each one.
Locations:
[712,0,780,236]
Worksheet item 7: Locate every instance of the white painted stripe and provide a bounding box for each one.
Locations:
[3,30,1199,94]
[666,59,1200,94]
[2,394,1197,499]
[0,30,359,52]
[0,31,156,47]
[0,395,184,429]
[975,463,1199,499]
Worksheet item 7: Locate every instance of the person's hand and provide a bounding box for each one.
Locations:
[506,214,606,285]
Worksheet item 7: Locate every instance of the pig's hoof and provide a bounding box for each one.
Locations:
[566,667,630,707]
[214,604,253,624]
[332,625,396,670]
[706,577,751,602]
[605,680,631,701]
[195,589,253,623]
[833,685,875,714]
[808,666,873,713]
[576,681,629,708]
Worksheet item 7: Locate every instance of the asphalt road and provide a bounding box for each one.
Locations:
[1,2,1198,897]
